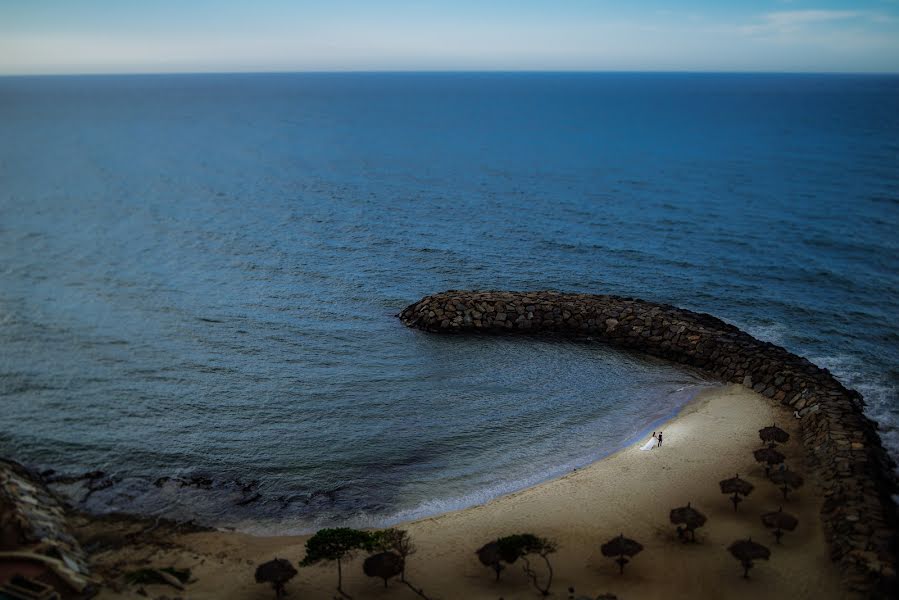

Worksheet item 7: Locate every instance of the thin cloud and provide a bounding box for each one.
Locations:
[742,10,865,35]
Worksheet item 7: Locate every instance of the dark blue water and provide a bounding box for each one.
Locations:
[1,73,897,532]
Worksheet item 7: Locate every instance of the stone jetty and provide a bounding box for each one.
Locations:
[399,290,898,598]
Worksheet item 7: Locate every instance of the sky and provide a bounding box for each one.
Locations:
[2,1,899,75]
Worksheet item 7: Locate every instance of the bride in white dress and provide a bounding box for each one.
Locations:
[640,432,657,451]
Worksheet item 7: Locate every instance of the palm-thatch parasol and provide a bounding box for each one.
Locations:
[476,541,505,581]
[761,506,799,544]
[759,424,790,447]
[728,538,770,578]
[669,502,707,542]
[753,447,786,476]
[601,534,643,574]
[363,551,404,587]
[255,558,298,599]
[719,474,754,511]
[769,468,805,499]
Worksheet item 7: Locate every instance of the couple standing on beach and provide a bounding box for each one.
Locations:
[640,431,663,451]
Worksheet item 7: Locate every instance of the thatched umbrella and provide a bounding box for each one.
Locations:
[759,424,790,447]
[753,447,786,476]
[476,541,505,581]
[719,474,754,511]
[363,551,404,588]
[761,506,799,544]
[255,558,297,599]
[669,502,707,542]
[769,468,804,499]
[601,534,643,574]
[727,538,770,578]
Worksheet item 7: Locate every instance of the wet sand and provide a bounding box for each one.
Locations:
[78,384,842,599]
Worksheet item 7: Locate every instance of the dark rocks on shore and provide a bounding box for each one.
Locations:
[399,290,899,598]
[153,475,214,490]
[39,470,266,513]
[0,458,96,595]
[43,469,107,485]
[150,475,262,506]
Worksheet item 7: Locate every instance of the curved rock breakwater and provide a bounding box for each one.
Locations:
[399,290,898,597]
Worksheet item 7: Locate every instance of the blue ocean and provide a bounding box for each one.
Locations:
[1,73,897,532]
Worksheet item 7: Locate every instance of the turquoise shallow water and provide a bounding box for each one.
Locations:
[0,73,896,531]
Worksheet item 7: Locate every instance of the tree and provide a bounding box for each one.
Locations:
[496,533,558,596]
[300,528,372,599]
[369,528,432,599]
[371,528,415,570]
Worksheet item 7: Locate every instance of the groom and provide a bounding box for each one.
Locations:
[657,431,663,447]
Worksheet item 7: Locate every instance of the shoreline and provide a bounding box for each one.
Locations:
[378,381,712,532]
[73,383,844,599]
[230,381,714,536]
[24,379,714,538]
[399,290,898,596]
[39,383,707,535]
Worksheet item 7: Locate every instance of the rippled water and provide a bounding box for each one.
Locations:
[0,73,896,531]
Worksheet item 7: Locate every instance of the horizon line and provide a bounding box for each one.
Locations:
[3,68,899,78]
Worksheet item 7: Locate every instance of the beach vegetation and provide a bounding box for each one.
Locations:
[369,528,432,599]
[370,528,414,562]
[495,533,558,596]
[300,527,372,598]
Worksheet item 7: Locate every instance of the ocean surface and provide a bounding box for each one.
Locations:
[0,73,897,532]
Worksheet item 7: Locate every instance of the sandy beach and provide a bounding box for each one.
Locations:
[76,384,842,599]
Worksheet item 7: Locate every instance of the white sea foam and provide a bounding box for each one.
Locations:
[722,318,897,461]
[232,383,715,536]
[809,353,899,461]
